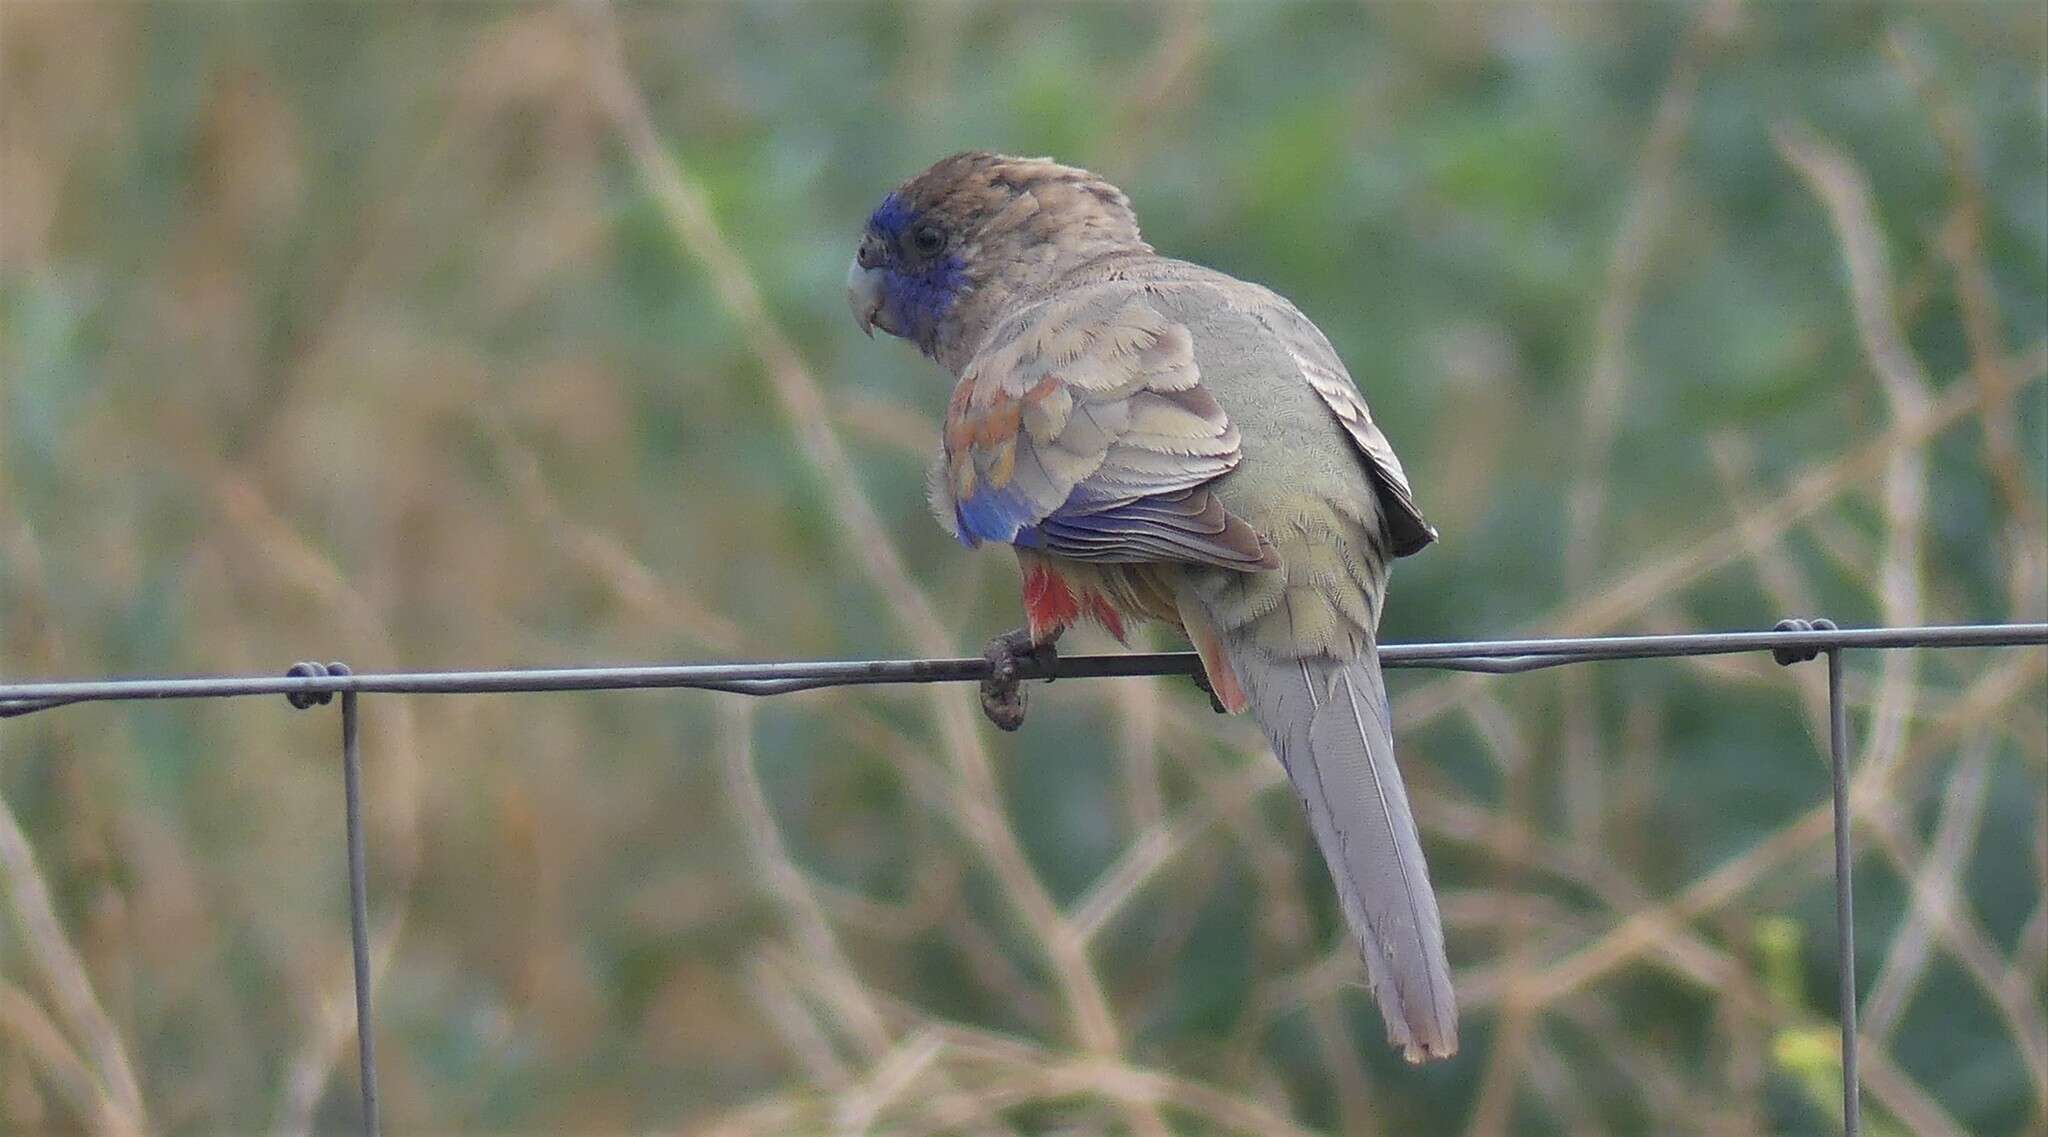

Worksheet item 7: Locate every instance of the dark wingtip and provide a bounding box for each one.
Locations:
[1390,519,1440,559]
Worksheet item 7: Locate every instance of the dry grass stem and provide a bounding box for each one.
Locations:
[0,789,146,1135]
[3,4,2038,1131]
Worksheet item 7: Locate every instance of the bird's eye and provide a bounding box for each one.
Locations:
[910,224,946,257]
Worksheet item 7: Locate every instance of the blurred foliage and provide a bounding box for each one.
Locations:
[1,2,2044,1135]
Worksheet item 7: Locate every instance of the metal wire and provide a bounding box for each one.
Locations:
[0,622,2040,713]
[340,687,379,1136]
[1827,646,1861,1136]
[1,620,2042,1137]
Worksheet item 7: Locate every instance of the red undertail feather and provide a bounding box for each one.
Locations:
[1170,596,1249,713]
[1021,562,1080,642]
[1189,628,1248,714]
[1085,594,1128,644]
[1021,563,1128,643]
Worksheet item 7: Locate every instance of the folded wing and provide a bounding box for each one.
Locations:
[1256,299,1438,558]
[928,287,1279,572]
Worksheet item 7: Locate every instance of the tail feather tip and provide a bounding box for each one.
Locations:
[1397,1035,1458,1065]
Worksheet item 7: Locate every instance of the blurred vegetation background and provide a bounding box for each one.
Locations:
[2,1,2044,1134]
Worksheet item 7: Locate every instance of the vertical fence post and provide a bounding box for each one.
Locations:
[1827,647,1860,1137]
[339,684,380,1137]
[1773,618,1859,1137]
[285,661,380,1135]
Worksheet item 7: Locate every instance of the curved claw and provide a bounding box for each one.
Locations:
[980,627,1057,731]
[1187,667,1229,715]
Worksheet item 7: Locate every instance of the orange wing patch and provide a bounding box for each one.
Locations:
[945,375,1032,498]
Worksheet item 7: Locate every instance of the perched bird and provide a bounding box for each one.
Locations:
[848,152,1455,1061]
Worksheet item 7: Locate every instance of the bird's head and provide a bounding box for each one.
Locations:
[847,151,1150,370]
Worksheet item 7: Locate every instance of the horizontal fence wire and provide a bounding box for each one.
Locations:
[2,621,2044,1137]
[1,622,2042,715]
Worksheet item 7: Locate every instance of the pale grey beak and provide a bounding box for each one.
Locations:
[846,257,884,338]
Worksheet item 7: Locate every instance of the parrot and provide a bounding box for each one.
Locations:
[847,151,1456,1062]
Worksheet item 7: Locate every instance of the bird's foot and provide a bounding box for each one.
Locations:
[1187,666,1229,715]
[981,627,1058,732]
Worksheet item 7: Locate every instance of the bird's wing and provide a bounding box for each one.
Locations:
[928,286,1278,571]
[1257,297,1438,558]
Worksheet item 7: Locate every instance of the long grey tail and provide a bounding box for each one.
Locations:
[1235,645,1458,1061]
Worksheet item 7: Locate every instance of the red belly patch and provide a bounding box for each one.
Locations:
[1022,562,1080,642]
[1086,593,1127,644]
[1022,563,1127,644]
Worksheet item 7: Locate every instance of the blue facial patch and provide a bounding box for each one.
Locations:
[864,193,968,351]
[868,192,915,239]
[886,261,966,342]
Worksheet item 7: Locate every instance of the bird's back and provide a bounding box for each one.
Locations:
[1039,255,1392,659]
[1046,256,1457,1059]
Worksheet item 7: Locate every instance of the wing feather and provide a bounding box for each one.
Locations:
[930,286,1277,572]
[1258,301,1438,557]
